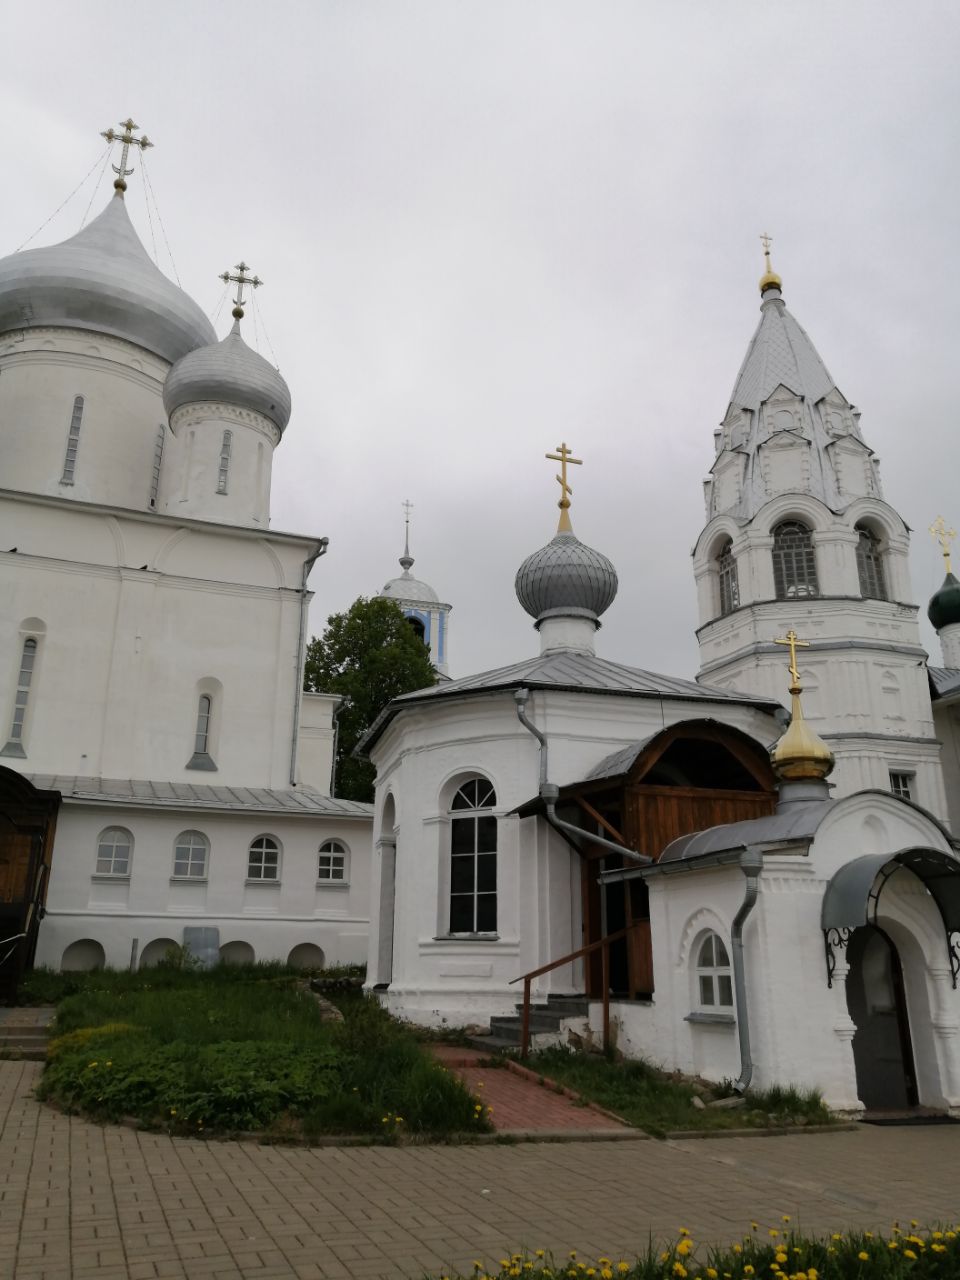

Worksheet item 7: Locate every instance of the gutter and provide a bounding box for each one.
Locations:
[290,538,329,786]
[731,845,763,1093]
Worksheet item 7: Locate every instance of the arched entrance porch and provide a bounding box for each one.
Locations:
[845,925,917,1110]
[0,768,60,1000]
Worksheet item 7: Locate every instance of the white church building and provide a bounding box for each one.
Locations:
[0,124,373,980]
[361,254,960,1114]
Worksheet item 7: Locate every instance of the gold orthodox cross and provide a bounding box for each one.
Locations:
[774,628,809,691]
[760,231,774,274]
[219,261,263,319]
[546,441,582,533]
[100,118,153,193]
[930,515,957,575]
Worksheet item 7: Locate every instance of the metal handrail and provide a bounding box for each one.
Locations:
[509,921,647,1059]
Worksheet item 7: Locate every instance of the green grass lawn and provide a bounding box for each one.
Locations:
[524,1046,833,1137]
[33,964,491,1141]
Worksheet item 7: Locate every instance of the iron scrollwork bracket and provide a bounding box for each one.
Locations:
[823,926,853,989]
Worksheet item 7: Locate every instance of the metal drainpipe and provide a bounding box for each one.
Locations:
[732,845,764,1094]
[514,689,650,864]
[290,538,329,787]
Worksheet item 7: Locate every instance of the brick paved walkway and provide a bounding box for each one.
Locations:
[428,1047,630,1135]
[1,1060,959,1280]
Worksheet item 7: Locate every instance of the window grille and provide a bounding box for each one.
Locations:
[449,777,498,934]
[855,526,887,600]
[248,836,280,881]
[216,430,232,495]
[8,638,38,743]
[195,695,212,755]
[173,830,209,879]
[60,396,84,484]
[96,827,133,877]
[149,425,165,509]
[889,772,914,801]
[717,540,740,616]
[318,839,349,882]
[696,932,733,1008]
[772,521,820,599]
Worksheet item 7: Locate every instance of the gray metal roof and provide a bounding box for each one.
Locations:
[26,775,372,818]
[584,736,659,782]
[359,650,780,754]
[929,666,960,699]
[515,531,618,622]
[729,290,835,413]
[0,194,216,364]
[164,321,291,433]
[657,800,836,863]
[380,569,440,604]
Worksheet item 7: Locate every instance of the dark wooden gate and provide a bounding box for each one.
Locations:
[0,769,59,1002]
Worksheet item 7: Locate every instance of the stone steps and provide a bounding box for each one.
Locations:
[468,994,591,1055]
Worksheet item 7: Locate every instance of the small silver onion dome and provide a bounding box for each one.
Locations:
[928,572,960,632]
[0,194,216,363]
[381,573,440,604]
[515,531,618,624]
[163,321,292,433]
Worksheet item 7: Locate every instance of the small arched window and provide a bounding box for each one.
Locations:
[449,776,498,935]
[248,835,281,882]
[772,521,819,600]
[195,695,212,755]
[696,932,733,1009]
[855,525,887,600]
[318,839,349,884]
[217,430,232,495]
[96,827,133,878]
[717,540,740,616]
[173,830,209,879]
[60,395,84,484]
[6,637,38,749]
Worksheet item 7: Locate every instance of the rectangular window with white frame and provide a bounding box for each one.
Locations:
[889,771,914,801]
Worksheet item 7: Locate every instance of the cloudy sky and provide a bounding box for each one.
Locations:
[3,1,958,681]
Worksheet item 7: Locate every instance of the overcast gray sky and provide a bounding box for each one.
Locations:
[3,1,959,681]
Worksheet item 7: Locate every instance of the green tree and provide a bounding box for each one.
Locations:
[304,596,436,802]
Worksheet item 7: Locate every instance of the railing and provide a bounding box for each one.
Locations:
[509,921,646,1059]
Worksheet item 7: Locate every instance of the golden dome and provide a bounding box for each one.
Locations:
[759,268,782,294]
[771,689,834,781]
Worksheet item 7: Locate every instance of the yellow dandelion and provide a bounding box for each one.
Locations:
[806,1271,818,1280]
[888,1242,899,1251]
[671,1266,686,1279]
[768,1229,779,1239]
[706,1271,718,1280]
[676,1240,693,1257]
[910,1220,919,1229]
[617,1265,629,1274]
[536,1251,545,1259]
[857,1253,868,1262]
[782,1216,791,1224]
[743,1269,755,1277]
[904,1250,917,1261]
[775,1253,787,1265]
[601,1270,612,1280]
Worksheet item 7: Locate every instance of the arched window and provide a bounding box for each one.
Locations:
[772,521,819,599]
[318,839,349,884]
[173,830,209,879]
[96,827,133,878]
[248,835,281,882]
[195,695,212,755]
[217,430,232,495]
[60,395,84,484]
[696,932,733,1009]
[6,637,38,749]
[449,777,497,934]
[717,540,740,616]
[855,525,887,600]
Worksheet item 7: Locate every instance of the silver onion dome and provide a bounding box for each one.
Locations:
[0,194,216,363]
[515,531,619,623]
[163,321,292,433]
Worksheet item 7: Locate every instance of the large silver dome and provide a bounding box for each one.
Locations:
[515,531,618,623]
[164,321,292,433]
[381,568,439,604]
[0,194,216,364]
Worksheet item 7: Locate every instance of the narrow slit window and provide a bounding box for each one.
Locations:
[217,430,232,495]
[149,425,165,509]
[8,638,37,743]
[195,695,212,755]
[60,396,84,484]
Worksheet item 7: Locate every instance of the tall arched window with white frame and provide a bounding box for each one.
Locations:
[195,694,212,755]
[717,539,740,616]
[772,521,819,599]
[855,525,887,600]
[60,395,84,484]
[3,637,38,756]
[449,776,498,935]
[695,932,733,1010]
[216,430,232,495]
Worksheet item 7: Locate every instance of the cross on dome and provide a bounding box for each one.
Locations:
[758,230,783,294]
[930,515,957,575]
[220,261,262,320]
[774,628,809,692]
[545,441,582,533]
[100,117,153,194]
[400,499,415,571]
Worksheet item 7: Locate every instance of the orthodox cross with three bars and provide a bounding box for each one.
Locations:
[930,515,957,575]
[774,628,809,692]
[100,118,153,193]
[220,262,262,319]
[760,231,774,274]
[546,441,582,533]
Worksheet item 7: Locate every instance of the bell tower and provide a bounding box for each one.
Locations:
[692,241,946,819]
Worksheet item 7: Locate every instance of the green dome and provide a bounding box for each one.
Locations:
[928,572,960,630]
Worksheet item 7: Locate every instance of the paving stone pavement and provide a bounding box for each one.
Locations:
[1,1060,959,1280]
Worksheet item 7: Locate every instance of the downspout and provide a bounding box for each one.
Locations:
[732,845,764,1093]
[290,538,329,787]
[514,689,650,864]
